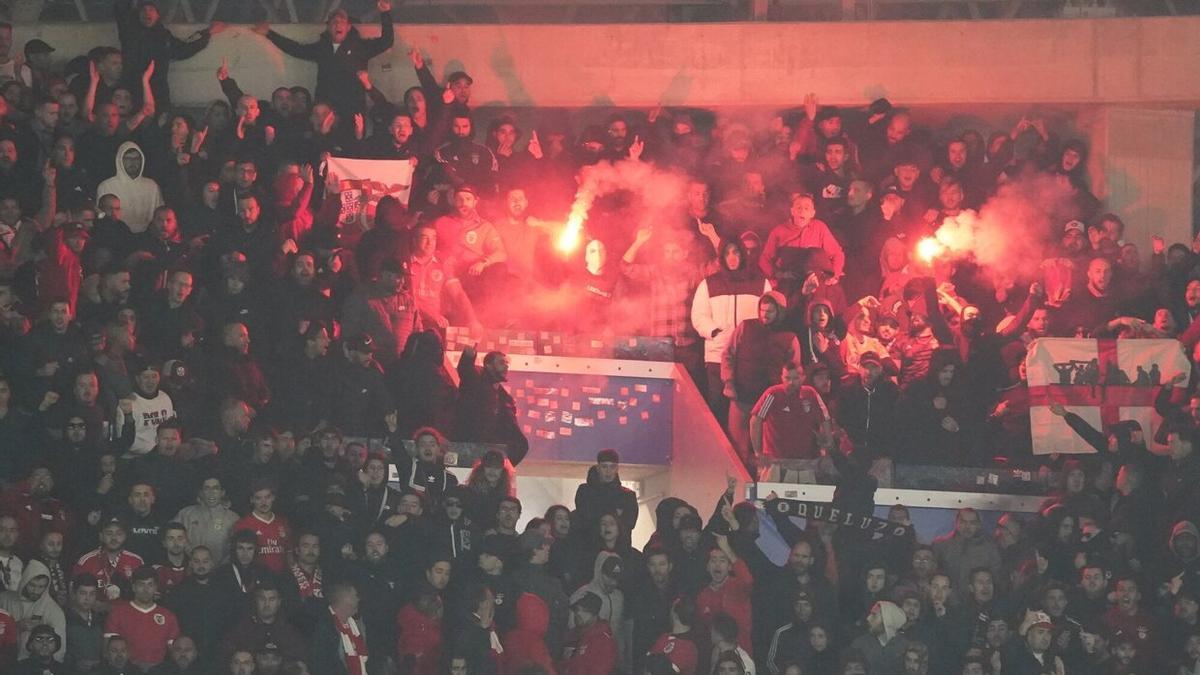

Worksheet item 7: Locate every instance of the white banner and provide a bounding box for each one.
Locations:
[326,156,416,225]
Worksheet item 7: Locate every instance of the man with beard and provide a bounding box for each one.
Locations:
[346,531,404,669]
[721,292,800,462]
[433,185,507,319]
[147,634,203,675]
[804,136,855,226]
[1,560,67,662]
[119,483,167,564]
[456,345,527,465]
[281,532,326,635]
[78,265,133,326]
[72,516,144,605]
[164,546,232,665]
[2,466,72,560]
[435,115,499,195]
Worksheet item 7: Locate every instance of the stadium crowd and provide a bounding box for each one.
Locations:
[2,1,1200,674]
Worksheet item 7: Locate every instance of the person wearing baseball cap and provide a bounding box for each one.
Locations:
[995,609,1062,674]
[564,590,617,675]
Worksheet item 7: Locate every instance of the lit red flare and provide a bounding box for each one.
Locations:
[556,212,586,255]
[916,237,945,264]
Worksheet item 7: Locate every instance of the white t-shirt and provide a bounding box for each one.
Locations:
[127,390,175,455]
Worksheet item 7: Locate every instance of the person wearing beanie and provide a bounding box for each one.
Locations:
[849,600,911,675]
[574,449,637,548]
[721,291,800,462]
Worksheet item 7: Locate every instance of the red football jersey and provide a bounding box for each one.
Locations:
[234,513,290,573]
[72,548,144,596]
[154,563,188,595]
[650,633,698,675]
[105,601,180,667]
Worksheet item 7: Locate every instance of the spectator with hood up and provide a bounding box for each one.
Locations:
[95,142,164,234]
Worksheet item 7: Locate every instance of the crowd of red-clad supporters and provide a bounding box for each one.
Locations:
[2,1,1200,674]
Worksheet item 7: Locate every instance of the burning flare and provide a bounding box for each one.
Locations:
[916,236,945,264]
[556,211,586,255]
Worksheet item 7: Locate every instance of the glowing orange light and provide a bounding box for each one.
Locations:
[916,237,944,264]
[556,212,586,255]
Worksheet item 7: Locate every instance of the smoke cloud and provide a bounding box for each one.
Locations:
[929,173,1080,283]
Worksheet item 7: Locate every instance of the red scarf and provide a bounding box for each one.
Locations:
[291,564,323,599]
[332,609,369,675]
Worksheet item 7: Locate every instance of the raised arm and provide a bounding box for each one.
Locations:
[362,1,395,59]
[260,24,323,62]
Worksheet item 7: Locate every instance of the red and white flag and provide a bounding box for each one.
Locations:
[326,156,416,224]
[1026,338,1190,455]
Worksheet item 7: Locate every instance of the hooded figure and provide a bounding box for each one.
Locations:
[692,239,773,366]
[1163,519,1200,594]
[503,593,555,674]
[95,141,165,233]
[0,559,67,661]
[570,551,628,668]
[848,600,911,675]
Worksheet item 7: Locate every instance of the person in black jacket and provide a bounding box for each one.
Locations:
[163,546,234,669]
[330,333,394,439]
[309,581,370,675]
[254,2,395,119]
[573,449,638,548]
[114,0,224,110]
[455,346,527,465]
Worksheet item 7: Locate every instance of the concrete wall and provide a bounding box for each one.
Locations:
[13,17,1200,108]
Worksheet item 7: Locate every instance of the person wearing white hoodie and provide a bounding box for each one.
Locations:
[95,141,164,233]
[0,559,67,662]
[849,600,911,675]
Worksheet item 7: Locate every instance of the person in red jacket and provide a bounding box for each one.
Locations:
[562,592,616,675]
[695,533,754,653]
[504,592,556,674]
[396,586,443,675]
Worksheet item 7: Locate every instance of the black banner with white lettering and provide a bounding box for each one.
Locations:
[764,499,911,541]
